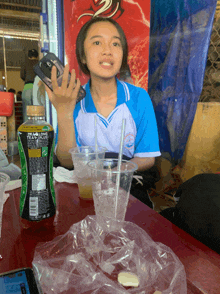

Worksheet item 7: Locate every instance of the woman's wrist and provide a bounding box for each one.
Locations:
[57,110,73,121]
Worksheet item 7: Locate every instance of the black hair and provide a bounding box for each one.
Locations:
[17,91,22,101]
[76,17,128,76]
[28,49,38,58]
[8,88,16,93]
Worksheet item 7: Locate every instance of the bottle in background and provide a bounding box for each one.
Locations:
[17,106,56,229]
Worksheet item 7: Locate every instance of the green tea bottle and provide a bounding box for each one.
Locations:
[18,106,56,229]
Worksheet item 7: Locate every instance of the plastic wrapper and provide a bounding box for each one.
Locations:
[32,215,187,294]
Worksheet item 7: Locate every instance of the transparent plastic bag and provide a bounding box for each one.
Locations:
[32,215,187,294]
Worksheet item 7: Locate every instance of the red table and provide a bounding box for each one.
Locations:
[1,182,220,294]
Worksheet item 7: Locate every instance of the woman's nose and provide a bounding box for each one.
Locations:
[102,43,112,55]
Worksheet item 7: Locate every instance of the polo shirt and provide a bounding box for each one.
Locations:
[72,79,161,159]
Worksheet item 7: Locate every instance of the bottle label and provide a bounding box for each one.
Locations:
[18,125,53,132]
[18,125,56,221]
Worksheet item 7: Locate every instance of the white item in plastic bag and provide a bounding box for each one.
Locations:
[118,272,139,287]
[32,215,187,294]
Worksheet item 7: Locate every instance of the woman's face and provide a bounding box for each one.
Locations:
[83,21,123,81]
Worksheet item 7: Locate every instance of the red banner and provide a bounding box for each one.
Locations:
[64,0,150,90]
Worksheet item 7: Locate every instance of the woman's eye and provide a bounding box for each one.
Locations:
[94,41,100,45]
[113,42,121,47]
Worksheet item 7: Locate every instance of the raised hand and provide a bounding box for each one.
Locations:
[45,64,81,116]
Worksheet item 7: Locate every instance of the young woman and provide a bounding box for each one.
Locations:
[46,17,161,172]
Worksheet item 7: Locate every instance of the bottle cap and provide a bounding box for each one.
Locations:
[27,106,45,116]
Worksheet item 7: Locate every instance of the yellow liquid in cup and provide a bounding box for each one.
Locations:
[78,183,93,200]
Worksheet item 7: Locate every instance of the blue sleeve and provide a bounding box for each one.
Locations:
[74,104,82,147]
[55,125,58,149]
[128,88,161,157]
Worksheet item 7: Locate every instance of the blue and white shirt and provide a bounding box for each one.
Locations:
[71,78,161,159]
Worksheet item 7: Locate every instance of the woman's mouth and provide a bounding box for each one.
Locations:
[100,60,113,68]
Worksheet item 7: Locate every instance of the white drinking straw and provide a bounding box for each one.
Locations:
[94,115,98,160]
[115,118,126,218]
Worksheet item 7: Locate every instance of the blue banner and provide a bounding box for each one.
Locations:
[148,0,217,166]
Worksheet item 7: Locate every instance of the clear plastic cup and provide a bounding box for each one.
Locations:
[0,172,10,224]
[87,159,138,221]
[69,146,106,200]
[0,172,10,258]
